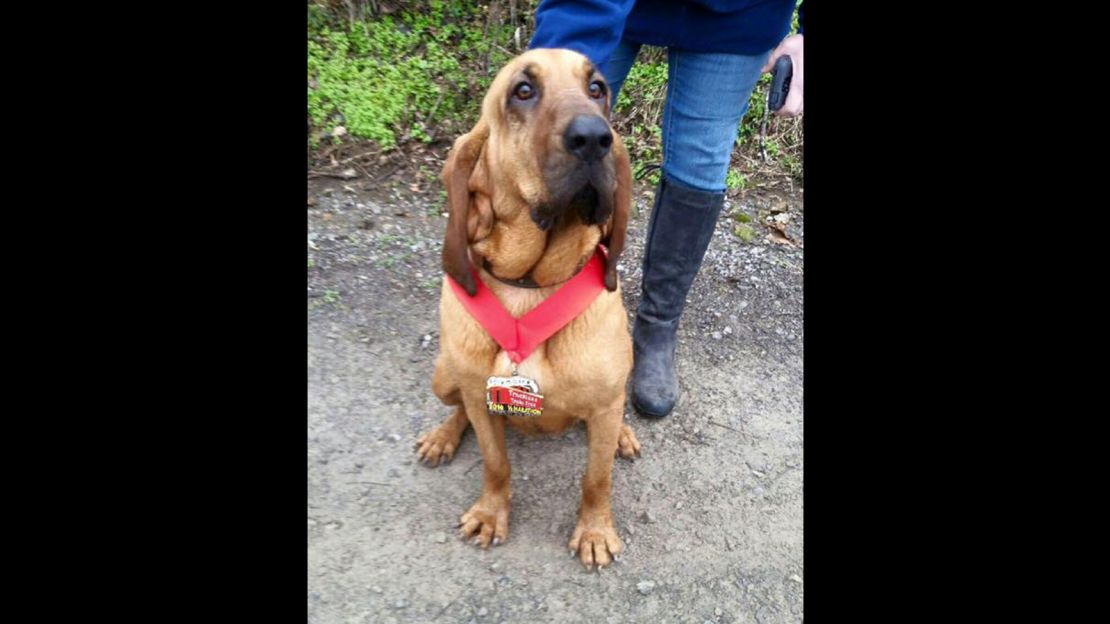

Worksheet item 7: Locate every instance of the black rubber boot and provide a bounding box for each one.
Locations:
[632,175,725,418]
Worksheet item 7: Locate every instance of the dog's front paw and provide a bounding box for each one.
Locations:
[458,494,510,548]
[568,514,622,570]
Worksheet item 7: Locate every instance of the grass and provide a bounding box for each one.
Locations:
[308,1,802,187]
[308,1,515,150]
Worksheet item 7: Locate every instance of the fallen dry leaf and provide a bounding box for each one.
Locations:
[768,196,789,213]
[767,230,795,247]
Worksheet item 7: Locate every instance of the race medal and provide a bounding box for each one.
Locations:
[486,374,544,417]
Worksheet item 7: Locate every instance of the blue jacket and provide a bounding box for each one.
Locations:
[530,0,803,69]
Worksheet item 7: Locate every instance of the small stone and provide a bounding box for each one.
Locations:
[387,434,401,443]
[490,562,502,571]
[371,586,382,594]
[675,501,683,510]
[478,607,488,617]
[715,608,723,616]
[636,581,655,595]
[790,574,803,584]
[752,486,765,497]
[433,531,447,544]
[639,511,654,524]
[752,470,765,478]
[711,331,723,340]
[394,599,407,609]
[723,326,733,335]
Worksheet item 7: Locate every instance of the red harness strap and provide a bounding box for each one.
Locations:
[447,246,608,364]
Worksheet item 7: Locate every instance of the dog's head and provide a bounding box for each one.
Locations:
[441,48,631,295]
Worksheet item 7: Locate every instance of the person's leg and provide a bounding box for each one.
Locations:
[632,47,769,418]
[659,49,768,191]
[602,39,642,111]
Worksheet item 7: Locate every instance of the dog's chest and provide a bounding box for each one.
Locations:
[487,345,610,420]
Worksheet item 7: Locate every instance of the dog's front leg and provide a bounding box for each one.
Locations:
[569,399,624,569]
[457,391,511,548]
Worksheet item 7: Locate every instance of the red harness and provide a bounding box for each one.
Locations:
[447,246,608,364]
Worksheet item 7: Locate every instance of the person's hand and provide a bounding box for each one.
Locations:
[761,34,803,117]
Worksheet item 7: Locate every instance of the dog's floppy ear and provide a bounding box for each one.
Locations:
[601,136,631,291]
[441,120,489,296]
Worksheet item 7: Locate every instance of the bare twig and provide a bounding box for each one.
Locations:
[350,160,372,179]
[433,599,456,621]
[338,149,380,165]
[482,1,499,72]
[759,103,770,163]
[708,419,744,434]
[308,169,360,180]
[367,162,405,186]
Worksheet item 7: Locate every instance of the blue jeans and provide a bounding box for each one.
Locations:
[605,40,769,193]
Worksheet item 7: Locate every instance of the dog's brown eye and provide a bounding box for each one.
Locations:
[514,82,535,100]
[588,81,604,98]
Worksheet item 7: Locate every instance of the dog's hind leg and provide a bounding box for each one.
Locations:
[416,356,470,467]
[416,406,469,467]
[616,424,642,459]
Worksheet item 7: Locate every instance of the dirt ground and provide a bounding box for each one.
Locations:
[307,176,804,624]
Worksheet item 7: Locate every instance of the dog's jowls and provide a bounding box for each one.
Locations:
[415,49,640,570]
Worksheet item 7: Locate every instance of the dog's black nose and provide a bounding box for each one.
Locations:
[563,115,612,162]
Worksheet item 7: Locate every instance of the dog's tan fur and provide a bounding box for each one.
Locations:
[415,49,641,569]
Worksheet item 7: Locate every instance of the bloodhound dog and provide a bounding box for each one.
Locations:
[415,48,641,570]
